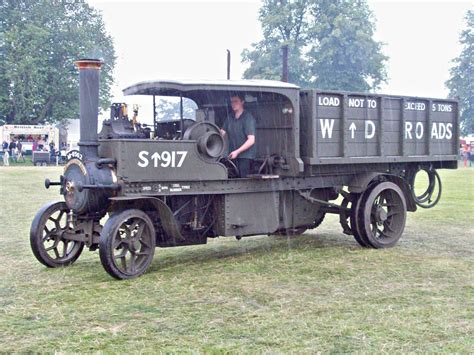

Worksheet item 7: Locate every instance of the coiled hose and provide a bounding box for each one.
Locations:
[408,167,442,209]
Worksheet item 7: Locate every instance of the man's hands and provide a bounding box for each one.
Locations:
[228,135,255,160]
[229,150,240,159]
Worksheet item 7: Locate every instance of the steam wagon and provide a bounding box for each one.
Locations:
[30,59,458,279]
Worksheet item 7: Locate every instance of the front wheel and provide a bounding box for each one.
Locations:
[30,201,84,267]
[99,209,156,279]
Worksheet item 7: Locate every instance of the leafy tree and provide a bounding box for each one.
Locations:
[241,0,388,91]
[241,0,312,87]
[0,0,116,125]
[446,9,474,135]
[308,0,387,91]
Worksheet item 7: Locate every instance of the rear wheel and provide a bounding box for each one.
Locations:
[99,209,156,279]
[349,193,371,247]
[356,182,407,248]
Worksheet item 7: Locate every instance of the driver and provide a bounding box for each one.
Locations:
[220,93,256,177]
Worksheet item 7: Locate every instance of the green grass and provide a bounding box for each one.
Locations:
[0,165,473,352]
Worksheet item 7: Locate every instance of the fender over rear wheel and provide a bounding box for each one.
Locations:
[99,209,156,279]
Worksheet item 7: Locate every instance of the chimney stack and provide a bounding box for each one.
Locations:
[74,59,102,159]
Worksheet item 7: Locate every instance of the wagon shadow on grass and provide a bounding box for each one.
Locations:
[45,230,362,281]
[146,231,360,273]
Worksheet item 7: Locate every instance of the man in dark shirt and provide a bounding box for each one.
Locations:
[8,140,16,157]
[220,93,256,177]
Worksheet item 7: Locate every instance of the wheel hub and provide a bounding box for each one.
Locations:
[129,238,141,252]
[374,205,388,223]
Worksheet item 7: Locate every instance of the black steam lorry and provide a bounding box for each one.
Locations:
[30,59,458,279]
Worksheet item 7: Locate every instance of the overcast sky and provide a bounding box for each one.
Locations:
[88,0,472,121]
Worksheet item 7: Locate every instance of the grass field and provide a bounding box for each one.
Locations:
[0,165,473,352]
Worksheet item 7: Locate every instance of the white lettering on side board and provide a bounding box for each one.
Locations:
[316,97,454,142]
[318,96,340,107]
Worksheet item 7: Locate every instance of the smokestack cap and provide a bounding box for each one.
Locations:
[75,58,103,70]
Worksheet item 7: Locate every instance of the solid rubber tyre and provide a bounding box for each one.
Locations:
[349,193,371,247]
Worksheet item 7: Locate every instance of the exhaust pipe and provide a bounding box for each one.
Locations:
[281,45,288,82]
[227,49,231,80]
[74,59,102,159]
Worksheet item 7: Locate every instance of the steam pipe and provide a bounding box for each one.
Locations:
[74,59,103,159]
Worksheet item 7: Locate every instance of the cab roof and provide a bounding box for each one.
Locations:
[123,79,300,96]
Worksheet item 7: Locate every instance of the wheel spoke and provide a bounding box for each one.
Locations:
[128,219,140,233]
[384,221,396,233]
[113,236,123,249]
[122,226,132,239]
[134,223,146,240]
[53,247,60,259]
[114,248,127,259]
[371,222,378,235]
[380,203,396,207]
[139,238,151,249]
[375,227,384,239]
[378,229,391,239]
[379,195,385,206]
[129,253,136,273]
[42,232,52,242]
[56,211,65,228]
[387,211,400,218]
[62,240,69,257]
[120,255,127,271]
[136,250,150,256]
